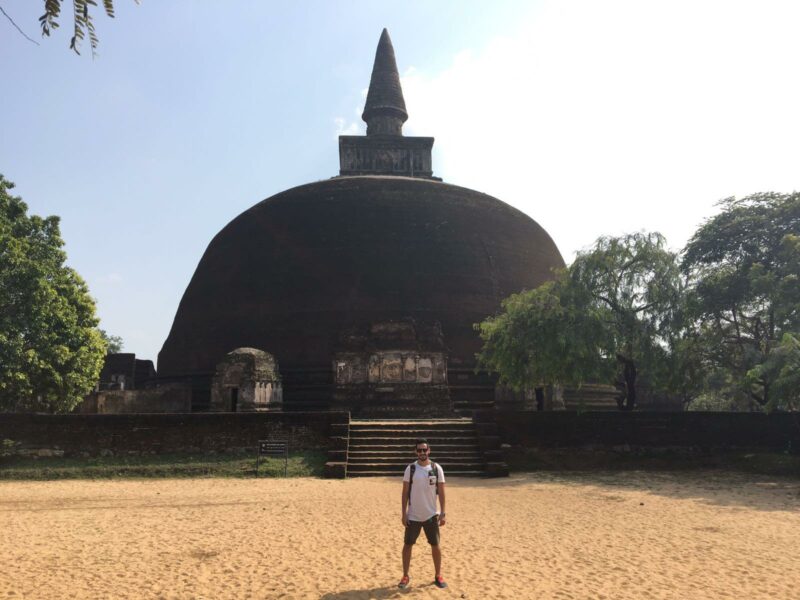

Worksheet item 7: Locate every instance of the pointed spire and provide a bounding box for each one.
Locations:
[362,28,408,136]
[338,28,436,179]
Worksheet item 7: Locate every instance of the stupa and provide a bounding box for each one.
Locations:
[157,29,564,414]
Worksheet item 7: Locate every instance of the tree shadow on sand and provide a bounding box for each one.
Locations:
[444,468,800,513]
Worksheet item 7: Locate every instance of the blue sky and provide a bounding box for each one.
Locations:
[2,1,799,363]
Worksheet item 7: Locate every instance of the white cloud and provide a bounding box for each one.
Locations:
[334,117,361,137]
[334,87,368,138]
[399,0,800,260]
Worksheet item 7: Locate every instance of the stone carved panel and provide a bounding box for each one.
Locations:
[335,354,368,385]
[418,357,433,383]
[382,356,403,382]
[433,356,446,383]
[403,356,417,381]
[368,355,381,382]
[351,358,367,383]
[255,381,276,406]
[335,351,446,385]
[335,360,349,384]
[338,136,435,178]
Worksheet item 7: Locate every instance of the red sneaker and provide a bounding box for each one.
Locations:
[398,575,410,589]
[434,575,448,589]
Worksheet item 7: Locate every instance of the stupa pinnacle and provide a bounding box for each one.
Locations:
[338,29,436,179]
[362,28,408,135]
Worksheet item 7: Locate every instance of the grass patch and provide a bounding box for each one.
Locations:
[0,450,327,480]
[506,448,800,477]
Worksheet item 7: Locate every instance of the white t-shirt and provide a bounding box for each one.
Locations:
[403,461,445,522]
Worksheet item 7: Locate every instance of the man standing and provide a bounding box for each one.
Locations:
[399,438,447,589]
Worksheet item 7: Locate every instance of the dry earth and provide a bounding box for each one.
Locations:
[1,472,799,599]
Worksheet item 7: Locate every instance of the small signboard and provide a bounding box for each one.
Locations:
[256,438,289,477]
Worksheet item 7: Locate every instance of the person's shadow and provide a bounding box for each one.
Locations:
[319,583,429,599]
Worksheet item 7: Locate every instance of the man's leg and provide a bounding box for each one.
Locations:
[422,518,447,588]
[431,543,442,577]
[400,521,422,587]
[402,543,413,576]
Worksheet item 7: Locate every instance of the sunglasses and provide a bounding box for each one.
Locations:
[416,448,429,453]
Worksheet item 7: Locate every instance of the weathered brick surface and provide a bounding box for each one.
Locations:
[156,176,565,404]
[75,388,192,414]
[0,412,349,457]
[485,411,800,451]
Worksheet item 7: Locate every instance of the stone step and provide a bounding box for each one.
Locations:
[350,431,477,436]
[347,454,478,467]
[349,449,480,457]
[338,416,507,479]
[348,470,485,477]
[350,424,472,431]
[350,441,478,446]
[348,449,481,456]
[348,445,479,452]
[351,419,473,424]
[349,427,475,434]
[350,438,477,445]
[347,464,485,473]
[348,455,483,464]
[349,447,480,452]
[349,439,478,448]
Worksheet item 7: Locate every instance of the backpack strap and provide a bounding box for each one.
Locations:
[408,462,416,506]
[431,461,439,495]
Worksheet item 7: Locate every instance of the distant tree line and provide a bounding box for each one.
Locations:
[477,192,800,412]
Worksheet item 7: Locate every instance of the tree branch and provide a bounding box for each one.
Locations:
[633,301,657,314]
[0,5,41,45]
[595,294,619,312]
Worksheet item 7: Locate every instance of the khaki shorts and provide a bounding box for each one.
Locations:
[404,515,440,546]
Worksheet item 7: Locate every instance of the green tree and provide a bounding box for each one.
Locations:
[98,329,123,354]
[477,232,685,410]
[682,192,800,410]
[747,333,800,412]
[0,175,105,413]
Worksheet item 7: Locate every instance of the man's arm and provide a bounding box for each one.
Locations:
[437,482,446,525]
[401,481,410,526]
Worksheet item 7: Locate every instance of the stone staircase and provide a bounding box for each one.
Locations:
[341,418,508,478]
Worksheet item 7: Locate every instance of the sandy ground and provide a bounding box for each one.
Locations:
[1,472,799,600]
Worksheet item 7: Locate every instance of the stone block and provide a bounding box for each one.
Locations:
[478,435,500,451]
[485,462,510,477]
[329,423,350,437]
[36,448,64,458]
[329,436,350,451]
[327,449,347,462]
[482,449,504,462]
[475,422,498,436]
[323,462,347,479]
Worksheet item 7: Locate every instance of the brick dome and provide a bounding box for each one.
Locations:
[157,175,564,383]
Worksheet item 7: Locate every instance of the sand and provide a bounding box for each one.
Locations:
[1,472,799,599]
